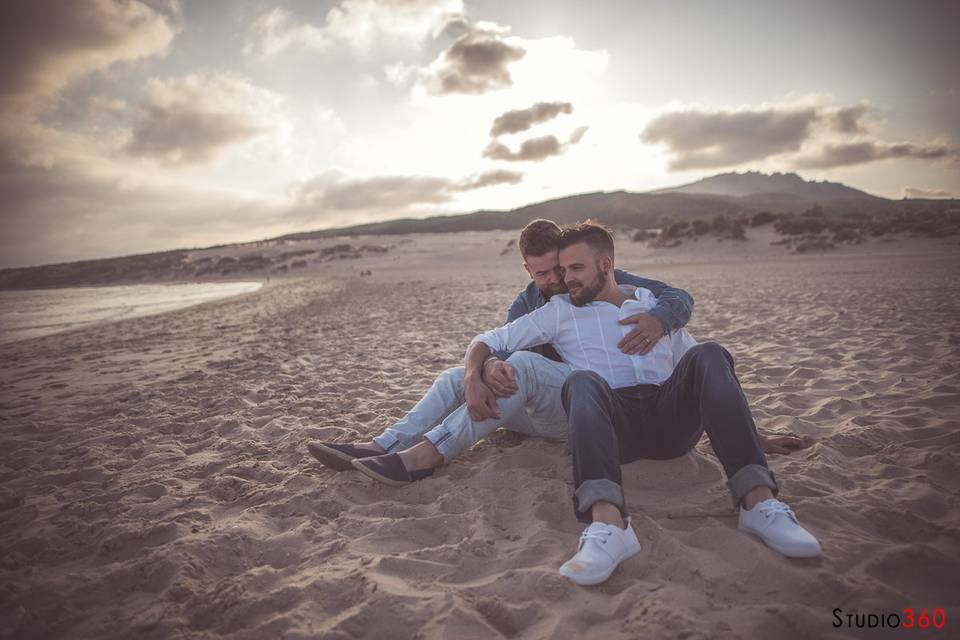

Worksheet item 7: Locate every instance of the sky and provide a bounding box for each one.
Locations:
[1,0,958,268]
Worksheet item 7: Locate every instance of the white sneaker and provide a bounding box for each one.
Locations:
[738,498,822,558]
[559,519,642,586]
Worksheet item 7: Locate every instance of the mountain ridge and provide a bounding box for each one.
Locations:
[649,170,881,200]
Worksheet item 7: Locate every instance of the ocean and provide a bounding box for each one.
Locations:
[0,281,263,344]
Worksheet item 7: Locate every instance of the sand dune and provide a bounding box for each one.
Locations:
[1,236,958,639]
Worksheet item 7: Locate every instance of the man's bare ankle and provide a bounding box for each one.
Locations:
[591,502,626,529]
[358,441,386,453]
[398,442,442,471]
[741,485,775,511]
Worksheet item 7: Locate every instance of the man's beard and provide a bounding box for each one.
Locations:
[567,267,606,306]
[541,280,568,298]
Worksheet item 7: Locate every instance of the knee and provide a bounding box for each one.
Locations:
[688,341,733,368]
[436,366,465,390]
[561,370,609,410]
[504,350,539,382]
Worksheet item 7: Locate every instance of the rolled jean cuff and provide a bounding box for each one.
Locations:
[372,431,403,453]
[422,426,456,464]
[574,479,626,523]
[727,464,778,509]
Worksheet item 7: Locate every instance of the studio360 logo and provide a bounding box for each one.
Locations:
[832,607,947,630]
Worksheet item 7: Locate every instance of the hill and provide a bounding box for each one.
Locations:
[651,170,880,200]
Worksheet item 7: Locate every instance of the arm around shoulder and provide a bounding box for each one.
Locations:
[615,269,694,334]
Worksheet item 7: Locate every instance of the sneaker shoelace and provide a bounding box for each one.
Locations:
[758,500,798,524]
[578,527,613,551]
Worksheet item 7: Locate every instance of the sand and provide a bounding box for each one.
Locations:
[1,232,958,639]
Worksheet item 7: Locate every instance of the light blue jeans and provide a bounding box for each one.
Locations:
[373,351,574,463]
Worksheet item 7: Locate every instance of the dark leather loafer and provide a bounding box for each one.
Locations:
[307,441,382,472]
[351,453,435,487]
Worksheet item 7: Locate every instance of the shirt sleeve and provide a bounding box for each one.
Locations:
[614,269,694,335]
[489,292,533,361]
[469,303,557,357]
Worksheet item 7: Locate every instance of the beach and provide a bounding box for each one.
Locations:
[1,232,958,639]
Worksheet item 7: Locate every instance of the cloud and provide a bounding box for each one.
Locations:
[0,142,287,268]
[245,0,464,56]
[490,101,572,136]
[418,23,526,95]
[901,186,955,199]
[0,0,175,114]
[829,104,872,134]
[483,136,561,162]
[568,125,589,145]
[244,7,328,56]
[293,168,522,216]
[451,169,523,191]
[384,61,418,85]
[482,126,588,162]
[793,141,957,169]
[124,74,284,165]
[640,106,820,170]
[297,171,452,212]
[640,101,952,171]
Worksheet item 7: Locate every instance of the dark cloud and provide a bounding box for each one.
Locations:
[902,186,954,199]
[298,172,453,211]
[0,0,174,113]
[437,16,470,39]
[452,169,523,191]
[421,27,525,95]
[793,141,956,169]
[125,106,263,165]
[124,75,276,165]
[483,135,562,162]
[829,104,872,134]
[296,167,522,214]
[639,103,950,171]
[482,127,588,162]
[640,107,820,170]
[490,102,572,136]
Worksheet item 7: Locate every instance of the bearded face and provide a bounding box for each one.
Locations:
[524,250,567,299]
[565,258,606,306]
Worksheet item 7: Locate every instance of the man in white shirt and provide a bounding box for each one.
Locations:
[311,218,819,585]
[351,220,821,585]
[476,221,822,585]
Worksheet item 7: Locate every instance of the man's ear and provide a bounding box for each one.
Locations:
[523,262,533,279]
[602,254,614,274]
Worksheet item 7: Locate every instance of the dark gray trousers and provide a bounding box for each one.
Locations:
[560,342,778,522]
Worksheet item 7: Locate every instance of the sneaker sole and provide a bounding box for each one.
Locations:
[351,459,412,487]
[559,544,641,586]
[307,443,359,472]
[738,525,822,558]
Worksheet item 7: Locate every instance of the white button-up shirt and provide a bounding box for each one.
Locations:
[472,286,697,389]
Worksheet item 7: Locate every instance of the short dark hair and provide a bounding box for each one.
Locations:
[518,218,562,258]
[558,219,614,260]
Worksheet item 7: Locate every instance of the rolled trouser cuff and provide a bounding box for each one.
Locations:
[422,425,458,464]
[372,432,404,452]
[574,478,626,523]
[727,464,778,509]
